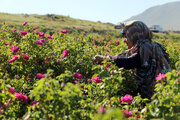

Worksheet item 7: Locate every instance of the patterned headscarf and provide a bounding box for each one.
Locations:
[121,20,152,45]
[120,20,171,99]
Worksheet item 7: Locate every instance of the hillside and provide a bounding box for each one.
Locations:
[125,1,180,31]
[0,13,116,34]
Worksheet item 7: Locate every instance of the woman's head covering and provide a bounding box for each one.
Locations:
[120,20,152,45]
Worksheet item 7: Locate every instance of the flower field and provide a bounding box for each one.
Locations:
[0,22,179,120]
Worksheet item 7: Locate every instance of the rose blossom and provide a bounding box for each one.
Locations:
[98,106,106,114]
[156,73,166,82]
[1,89,5,93]
[30,101,39,106]
[57,59,64,62]
[35,39,44,45]
[38,32,45,37]
[73,72,82,79]
[9,55,18,63]
[4,103,9,110]
[61,82,66,87]
[93,40,96,44]
[116,41,120,46]
[60,29,67,33]
[23,21,28,26]
[47,35,53,39]
[121,94,133,104]
[9,98,13,103]
[20,31,27,36]
[22,54,29,60]
[136,115,140,118]
[63,50,68,57]
[12,29,17,32]
[32,27,36,30]
[10,46,19,53]
[103,63,111,69]
[14,92,28,102]
[122,110,132,118]
[36,73,46,79]
[5,42,10,45]
[74,80,78,84]
[10,87,15,94]
[91,76,102,83]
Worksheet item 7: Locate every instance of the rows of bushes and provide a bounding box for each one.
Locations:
[0,22,179,119]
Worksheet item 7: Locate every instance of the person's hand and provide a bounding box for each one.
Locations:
[93,55,105,64]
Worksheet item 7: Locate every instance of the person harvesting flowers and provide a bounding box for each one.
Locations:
[93,20,171,99]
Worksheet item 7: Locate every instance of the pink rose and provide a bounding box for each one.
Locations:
[12,29,17,32]
[22,54,29,60]
[98,106,106,114]
[23,21,28,26]
[38,32,45,37]
[36,73,46,79]
[9,55,18,63]
[30,101,39,106]
[47,35,53,39]
[63,50,68,57]
[10,87,15,94]
[35,39,44,45]
[74,80,78,84]
[73,72,82,79]
[136,115,140,118]
[9,98,13,103]
[32,27,36,30]
[14,92,28,102]
[10,46,19,53]
[109,39,113,42]
[103,63,111,69]
[1,89,5,93]
[121,94,133,104]
[107,44,110,47]
[5,42,10,45]
[20,31,27,36]
[91,76,102,83]
[14,92,21,98]
[122,110,132,118]
[22,94,28,102]
[156,73,166,82]
[41,39,45,42]
[93,40,96,44]
[60,29,67,33]
[61,82,66,87]
[116,41,120,46]
[4,103,9,110]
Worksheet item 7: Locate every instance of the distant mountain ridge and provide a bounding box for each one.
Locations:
[125,1,180,31]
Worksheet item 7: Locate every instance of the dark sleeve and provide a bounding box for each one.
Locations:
[113,52,141,69]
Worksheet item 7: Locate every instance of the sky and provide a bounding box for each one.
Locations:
[0,0,179,24]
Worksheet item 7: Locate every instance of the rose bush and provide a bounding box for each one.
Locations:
[0,22,179,119]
